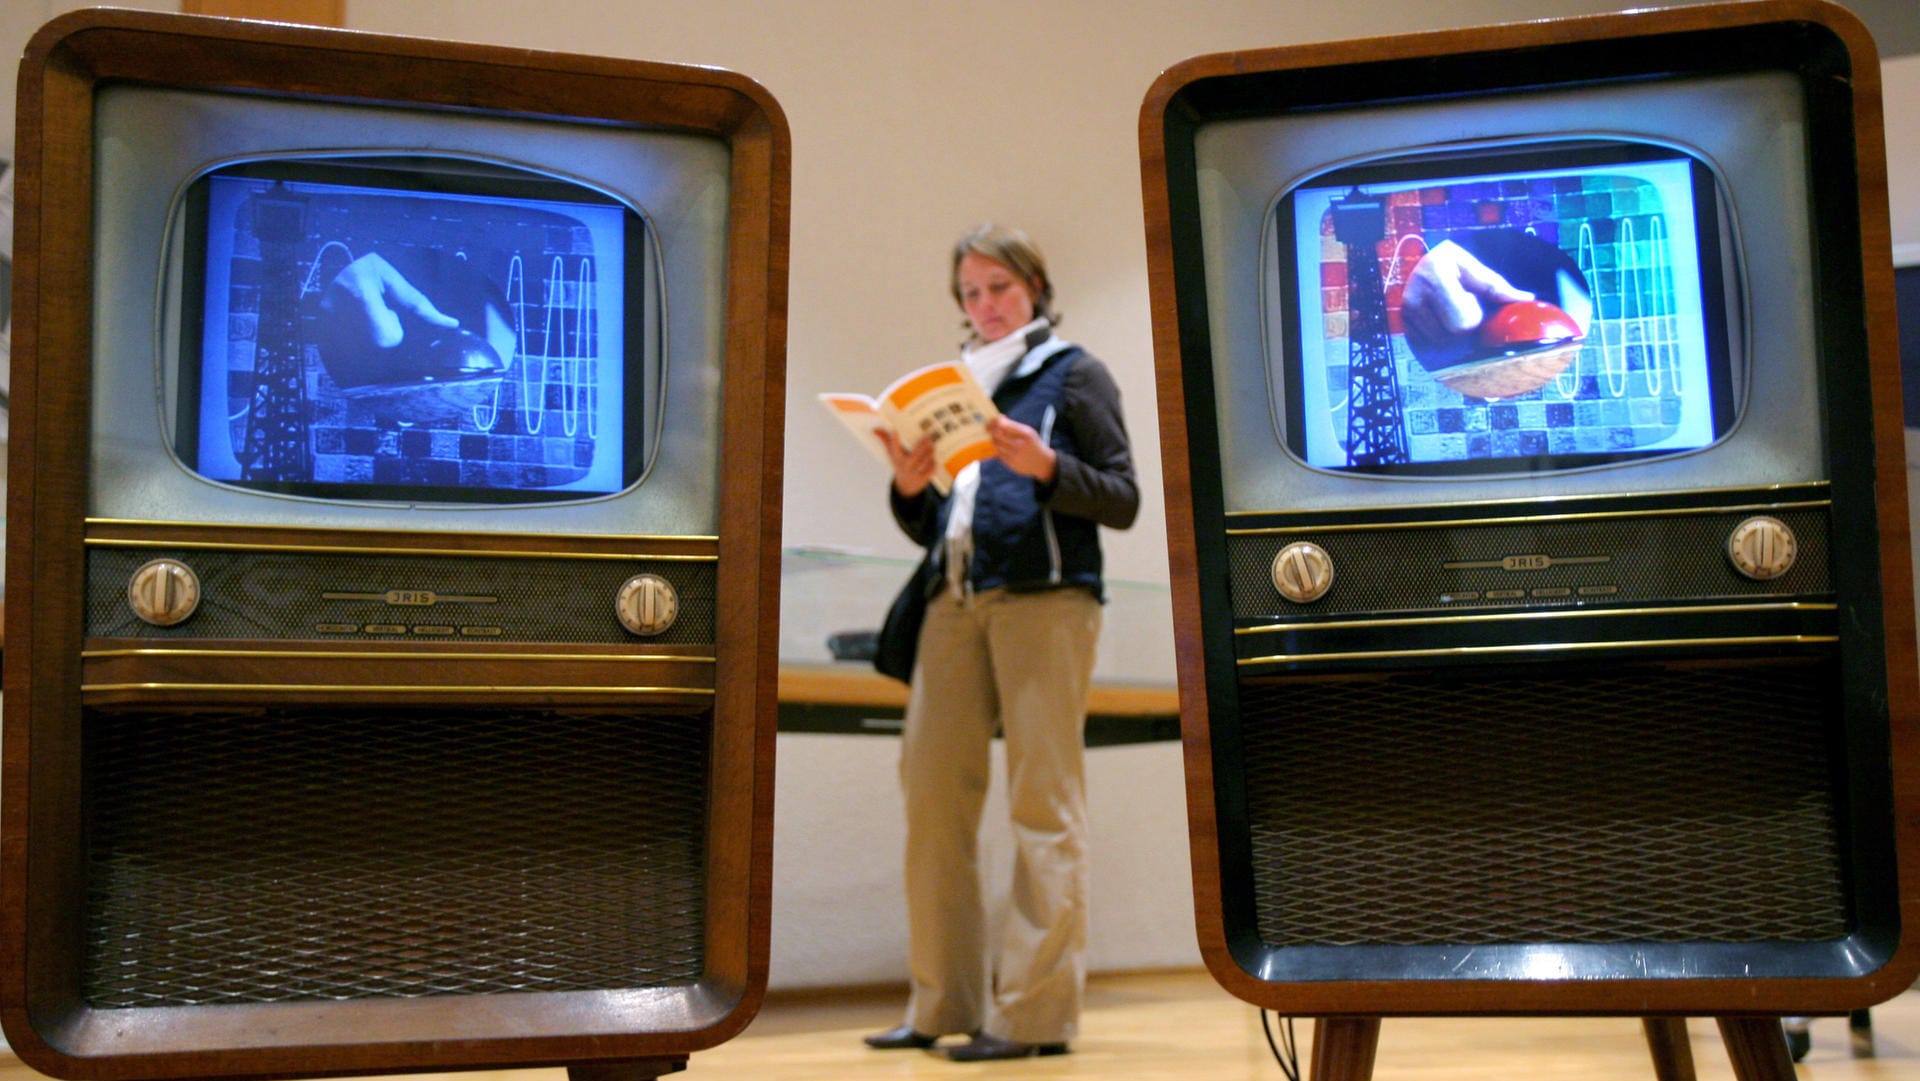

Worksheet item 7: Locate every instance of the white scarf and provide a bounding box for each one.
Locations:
[943,317,1067,589]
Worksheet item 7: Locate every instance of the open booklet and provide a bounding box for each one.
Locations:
[819,360,999,495]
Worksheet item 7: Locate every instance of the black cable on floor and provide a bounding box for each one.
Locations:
[1259,1010,1301,1081]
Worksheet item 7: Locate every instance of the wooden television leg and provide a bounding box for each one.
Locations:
[1308,1016,1793,1081]
[566,1058,688,1081]
[1717,1017,1797,1081]
[1309,1017,1379,1081]
[1644,1017,1697,1081]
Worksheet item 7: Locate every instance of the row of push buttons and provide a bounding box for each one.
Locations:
[1440,585,1619,603]
[316,624,504,636]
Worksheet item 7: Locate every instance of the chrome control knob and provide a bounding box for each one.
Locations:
[1727,516,1797,581]
[1271,541,1334,604]
[616,573,679,637]
[127,558,201,627]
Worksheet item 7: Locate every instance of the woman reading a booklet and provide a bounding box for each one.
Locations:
[864,224,1139,1062]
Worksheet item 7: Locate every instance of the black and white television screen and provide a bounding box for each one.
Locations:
[173,157,647,504]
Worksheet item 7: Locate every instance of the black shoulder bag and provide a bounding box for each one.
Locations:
[874,553,937,683]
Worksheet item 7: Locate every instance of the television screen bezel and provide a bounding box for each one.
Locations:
[1270,137,1739,479]
[169,154,653,506]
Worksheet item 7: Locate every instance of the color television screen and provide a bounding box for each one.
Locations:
[172,157,649,504]
[1274,141,1738,477]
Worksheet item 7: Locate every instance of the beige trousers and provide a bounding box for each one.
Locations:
[898,585,1101,1045]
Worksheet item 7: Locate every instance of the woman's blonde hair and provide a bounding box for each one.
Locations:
[950,223,1056,328]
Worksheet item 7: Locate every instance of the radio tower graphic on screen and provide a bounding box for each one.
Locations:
[1333,189,1409,466]
[239,188,314,483]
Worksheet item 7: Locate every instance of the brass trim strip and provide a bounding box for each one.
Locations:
[86,537,719,561]
[82,647,716,664]
[82,683,717,696]
[1234,602,1838,637]
[1221,482,1831,521]
[1237,635,1839,667]
[87,518,720,546]
[1224,500,1831,536]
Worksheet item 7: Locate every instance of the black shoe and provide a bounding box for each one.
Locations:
[863,1024,938,1050]
[944,1033,1069,1061]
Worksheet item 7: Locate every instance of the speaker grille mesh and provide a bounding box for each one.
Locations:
[83,708,709,1007]
[1235,662,1847,947]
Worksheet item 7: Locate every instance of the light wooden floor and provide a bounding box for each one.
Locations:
[2,968,1914,1081]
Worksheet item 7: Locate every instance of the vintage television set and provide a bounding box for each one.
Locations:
[3,10,787,1081]
[1140,0,1918,1072]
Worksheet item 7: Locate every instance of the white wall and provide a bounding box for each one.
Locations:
[3,0,1918,994]
[1886,55,1919,260]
